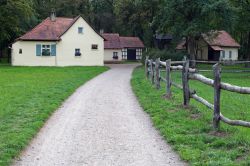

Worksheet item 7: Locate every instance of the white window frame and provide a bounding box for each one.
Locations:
[136,48,143,59]
[92,44,98,50]
[75,48,81,56]
[41,45,51,56]
[122,48,127,60]
[78,27,83,34]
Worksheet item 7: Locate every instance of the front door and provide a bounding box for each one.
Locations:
[127,49,136,60]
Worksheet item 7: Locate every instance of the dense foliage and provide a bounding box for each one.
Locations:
[0,0,249,60]
[142,49,186,62]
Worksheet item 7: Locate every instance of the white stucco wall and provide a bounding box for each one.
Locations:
[194,38,239,61]
[57,17,104,66]
[104,49,122,61]
[220,47,238,61]
[12,41,57,66]
[12,17,104,66]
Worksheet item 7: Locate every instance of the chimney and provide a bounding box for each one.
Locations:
[100,29,104,34]
[50,9,56,22]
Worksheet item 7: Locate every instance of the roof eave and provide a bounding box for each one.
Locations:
[210,44,240,48]
[104,47,122,49]
[17,38,61,42]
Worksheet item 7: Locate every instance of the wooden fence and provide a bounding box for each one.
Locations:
[145,57,250,130]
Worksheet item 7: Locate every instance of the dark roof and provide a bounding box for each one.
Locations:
[17,16,104,41]
[102,33,144,49]
[202,30,240,48]
[154,34,173,40]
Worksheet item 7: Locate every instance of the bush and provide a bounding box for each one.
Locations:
[142,48,187,63]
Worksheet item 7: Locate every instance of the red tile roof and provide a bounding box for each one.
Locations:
[18,17,78,41]
[17,16,104,41]
[102,33,144,49]
[102,33,121,49]
[210,46,223,51]
[176,30,240,50]
[120,37,145,48]
[202,30,240,48]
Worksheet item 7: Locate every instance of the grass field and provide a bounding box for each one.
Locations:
[0,66,108,166]
[131,65,250,165]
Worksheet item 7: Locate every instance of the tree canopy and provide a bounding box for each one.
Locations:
[0,0,249,60]
[0,0,34,48]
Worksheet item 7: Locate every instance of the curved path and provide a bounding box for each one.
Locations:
[13,64,185,166]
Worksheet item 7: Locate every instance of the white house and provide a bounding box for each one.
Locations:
[102,33,144,62]
[176,31,240,61]
[11,14,104,66]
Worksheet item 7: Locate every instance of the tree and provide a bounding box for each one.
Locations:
[230,0,250,61]
[0,0,34,61]
[88,0,116,33]
[114,0,162,46]
[154,0,234,66]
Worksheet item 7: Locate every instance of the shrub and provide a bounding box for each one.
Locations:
[142,48,187,63]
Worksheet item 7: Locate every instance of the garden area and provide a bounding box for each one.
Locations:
[0,66,108,166]
[132,64,250,165]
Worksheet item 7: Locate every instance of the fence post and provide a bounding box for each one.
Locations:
[166,59,171,98]
[155,58,160,89]
[213,63,221,130]
[150,59,154,85]
[182,59,190,107]
[145,56,149,79]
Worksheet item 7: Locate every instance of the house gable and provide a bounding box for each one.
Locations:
[60,16,104,41]
[55,16,104,66]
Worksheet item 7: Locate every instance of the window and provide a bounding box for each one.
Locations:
[136,49,143,60]
[75,49,81,56]
[136,49,143,56]
[78,27,83,34]
[229,51,232,59]
[92,44,98,50]
[113,52,118,60]
[42,45,51,56]
[19,49,22,54]
[222,50,225,58]
[36,44,56,56]
[122,48,127,60]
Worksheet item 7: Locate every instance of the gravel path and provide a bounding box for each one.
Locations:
[13,64,185,166]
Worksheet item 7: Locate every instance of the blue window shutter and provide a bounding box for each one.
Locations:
[36,44,41,56]
[51,44,56,56]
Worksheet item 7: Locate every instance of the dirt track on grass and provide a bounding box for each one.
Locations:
[13,64,185,166]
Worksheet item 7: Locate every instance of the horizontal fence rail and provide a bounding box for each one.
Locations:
[145,57,250,130]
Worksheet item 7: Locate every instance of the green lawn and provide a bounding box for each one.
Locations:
[0,66,108,166]
[131,65,250,165]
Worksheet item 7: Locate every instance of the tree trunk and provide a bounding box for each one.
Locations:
[245,32,250,68]
[8,48,11,63]
[0,47,2,63]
